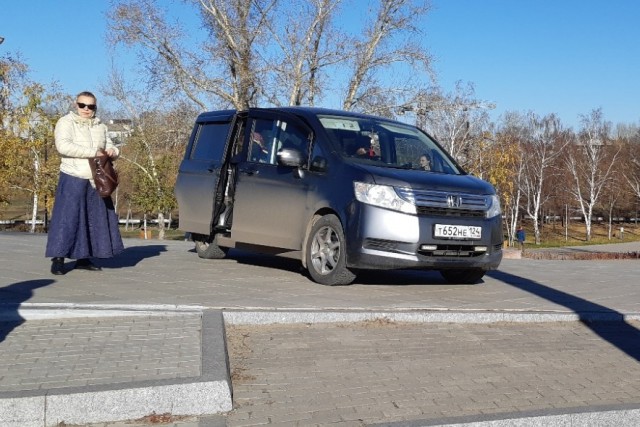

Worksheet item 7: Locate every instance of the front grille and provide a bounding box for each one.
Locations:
[396,188,489,218]
[416,206,486,218]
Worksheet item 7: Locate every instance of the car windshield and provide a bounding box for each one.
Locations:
[317,114,462,174]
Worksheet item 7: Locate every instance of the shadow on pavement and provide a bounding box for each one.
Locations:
[0,279,54,343]
[228,249,450,285]
[228,249,303,273]
[98,244,168,268]
[489,270,640,362]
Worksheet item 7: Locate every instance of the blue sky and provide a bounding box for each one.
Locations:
[1,0,638,129]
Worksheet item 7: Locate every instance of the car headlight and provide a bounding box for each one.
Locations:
[486,195,501,218]
[353,182,416,214]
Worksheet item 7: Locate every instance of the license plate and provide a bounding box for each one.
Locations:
[434,224,482,240]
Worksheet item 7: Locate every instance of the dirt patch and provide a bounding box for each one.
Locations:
[226,326,256,383]
[134,413,192,424]
[351,317,397,328]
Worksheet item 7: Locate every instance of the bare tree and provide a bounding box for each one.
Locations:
[0,53,28,120]
[600,163,627,240]
[521,113,569,245]
[107,0,435,114]
[109,1,205,108]
[103,68,196,239]
[623,128,640,207]
[413,82,494,167]
[341,0,433,113]
[508,152,526,246]
[196,0,278,109]
[107,0,276,110]
[565,109,620,241]
[264,0,345,106]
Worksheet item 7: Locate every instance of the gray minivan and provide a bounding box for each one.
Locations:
[175,107,503,285]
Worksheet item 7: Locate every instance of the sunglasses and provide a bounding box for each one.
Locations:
[77,102,97,111]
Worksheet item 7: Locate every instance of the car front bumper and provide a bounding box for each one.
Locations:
[344,202,503,271]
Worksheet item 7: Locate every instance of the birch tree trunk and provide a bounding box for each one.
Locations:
[565,109,619,242]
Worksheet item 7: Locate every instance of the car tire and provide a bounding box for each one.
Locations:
[306,214,356,286]
[439,268,486,284]
[193,234,229,259]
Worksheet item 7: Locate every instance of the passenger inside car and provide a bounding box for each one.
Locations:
[419,153,432,171]
[345,134,376,157]
[250,131,269,163]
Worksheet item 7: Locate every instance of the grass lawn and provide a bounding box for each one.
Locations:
[515,220,640,248]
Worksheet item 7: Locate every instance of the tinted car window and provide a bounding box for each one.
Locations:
[318,115,461,174]
[248,119,274,163]
[394,137,425,166]
[249,117,309,165]
[190,122,230,161]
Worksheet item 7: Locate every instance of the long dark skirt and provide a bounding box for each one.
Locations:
[45,172,124,259]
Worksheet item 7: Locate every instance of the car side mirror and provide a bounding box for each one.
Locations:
[277,148,305,167]
[309,156,327,172]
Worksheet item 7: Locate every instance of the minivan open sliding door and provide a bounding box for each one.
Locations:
[175,111,237,236]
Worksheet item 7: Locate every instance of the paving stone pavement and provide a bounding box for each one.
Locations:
[1,232,640,426]
[224,320,640,426]
[0,315,201,393]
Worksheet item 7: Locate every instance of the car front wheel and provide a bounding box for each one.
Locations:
[305,214,356,286]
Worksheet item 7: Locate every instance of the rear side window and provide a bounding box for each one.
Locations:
[189,122,231,161]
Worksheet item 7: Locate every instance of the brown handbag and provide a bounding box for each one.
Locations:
[88,151,119,198]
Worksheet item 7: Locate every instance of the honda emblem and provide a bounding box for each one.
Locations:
[447,195,461,208]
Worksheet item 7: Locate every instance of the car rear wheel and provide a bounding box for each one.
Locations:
[193,234,229,259]
[439,268,486,284]
[306,214,356,286]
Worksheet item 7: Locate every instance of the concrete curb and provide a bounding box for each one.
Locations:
[0,308,232,427]
[222,308,640,325]
[0,303,207,321]
[374,404,640,426]
[9,303,640,324]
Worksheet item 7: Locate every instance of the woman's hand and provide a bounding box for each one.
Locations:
[105,148,117,158]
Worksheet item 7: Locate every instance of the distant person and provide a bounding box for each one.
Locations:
[45,91,124,275]
[419,153,432,171]
[516,226,526,252]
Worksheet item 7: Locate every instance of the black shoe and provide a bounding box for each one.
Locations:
[51,257,65,275]
[75,259,102,271]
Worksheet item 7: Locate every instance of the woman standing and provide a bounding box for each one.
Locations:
[46,91,124,275]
